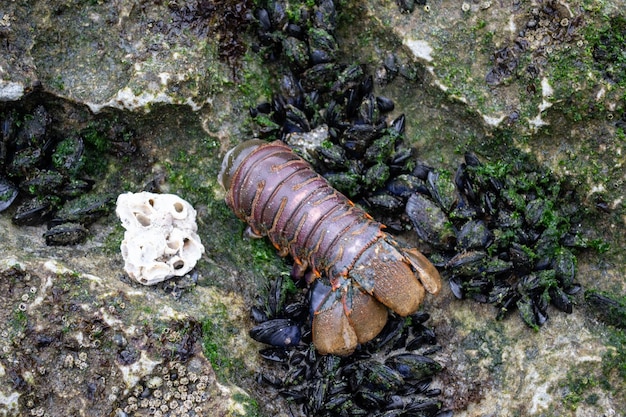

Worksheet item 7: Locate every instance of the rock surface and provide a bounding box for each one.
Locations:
[1,0,625,416]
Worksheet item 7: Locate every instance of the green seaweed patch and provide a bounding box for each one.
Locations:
[201,302,244,380]
[231,392,263,417]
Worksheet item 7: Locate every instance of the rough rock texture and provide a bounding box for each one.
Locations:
[1,0,625,416]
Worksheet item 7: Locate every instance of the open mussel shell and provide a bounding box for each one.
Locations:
[249,318,301,348]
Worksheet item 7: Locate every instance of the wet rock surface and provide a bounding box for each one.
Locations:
[1,0,626,416]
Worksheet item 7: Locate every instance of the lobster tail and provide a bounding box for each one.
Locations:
[351,239,426,316]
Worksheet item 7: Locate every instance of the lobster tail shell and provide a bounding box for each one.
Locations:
[351,239,426,316]
[220,140,442,355]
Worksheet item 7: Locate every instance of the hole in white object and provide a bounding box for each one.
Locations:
[173,260,185,270]
[167,238,181,250]
[173,202,184,213]
[135,212,151,227]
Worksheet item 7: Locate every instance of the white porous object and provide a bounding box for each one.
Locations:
[115,192,205,285]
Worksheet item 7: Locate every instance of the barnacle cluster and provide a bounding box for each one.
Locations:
[114,360,217,417]
[405,151,586,329]
[249,0,419,222]
[0,104,136,245]
[249,276,449,417]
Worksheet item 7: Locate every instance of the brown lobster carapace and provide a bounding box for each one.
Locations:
[219,139,442,355]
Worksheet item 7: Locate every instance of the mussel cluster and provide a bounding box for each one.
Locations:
[404,152,584,329]
[250,275,449,417]
[246,0,588,330]
[0,105,134,245]
[249,0,417,220]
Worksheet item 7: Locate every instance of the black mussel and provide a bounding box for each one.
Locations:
[250,306,268,323]
[331,64,365,95]
[43,222,88,246]
[283,302,307,323]
[301,63,340,91]
[283,104,311,134]
[324,171,362,197]
[345,360,405,391]
[341,124,379,156]
[449,276,464,299]
[386,174,426,198]
[306,378,327,415]
[524,198,549,227]
[285,22,304,39]
[366,315,405,352]
[251,98,276,116]
[403,399,443,415]
[412,160,433,181]
[364,163,390,191]
[406,325,436,350]
[355,389,387,409]
[390,114,406,136]
[12,196,56,226]
[496,292,521,320]
[282,37,310,71]
[390,147,413,170]
[268,0,287,29]
[249,318,301,347]
[316,142,347,169]
[51,136,85,176]
[376,96,395,113]
[397,0,416,14]
[517,295,540,329]
[509,242,534,273]
[49,193,112,226]
[426,170,459,213]
[552,247,577,287]
[357,93,379,125]
[549,286,572,314]
[383,52,399,76]
[584,290,626,329]
[313,0,337,32]
[456,219,493,251]
[406,193,456,250]
[58,178,94,198]
[19,169,65,196]
[385,353,442,381]
[364,133,397,165]
[446,251,487,277]
[8,147,44,174]
[367,192,404,211]
[267,275,285,318]
[0,176,18,212]
[322,392,351,412]
[279,387,308,402]
[308,27,338,65]
[259,347,290,363]
[14,105,50,149]
[256,8,272,32]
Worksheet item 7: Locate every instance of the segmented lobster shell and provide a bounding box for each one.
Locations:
[223,140,383,281]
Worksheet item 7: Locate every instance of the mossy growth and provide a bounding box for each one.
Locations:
[200,302,245,381]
